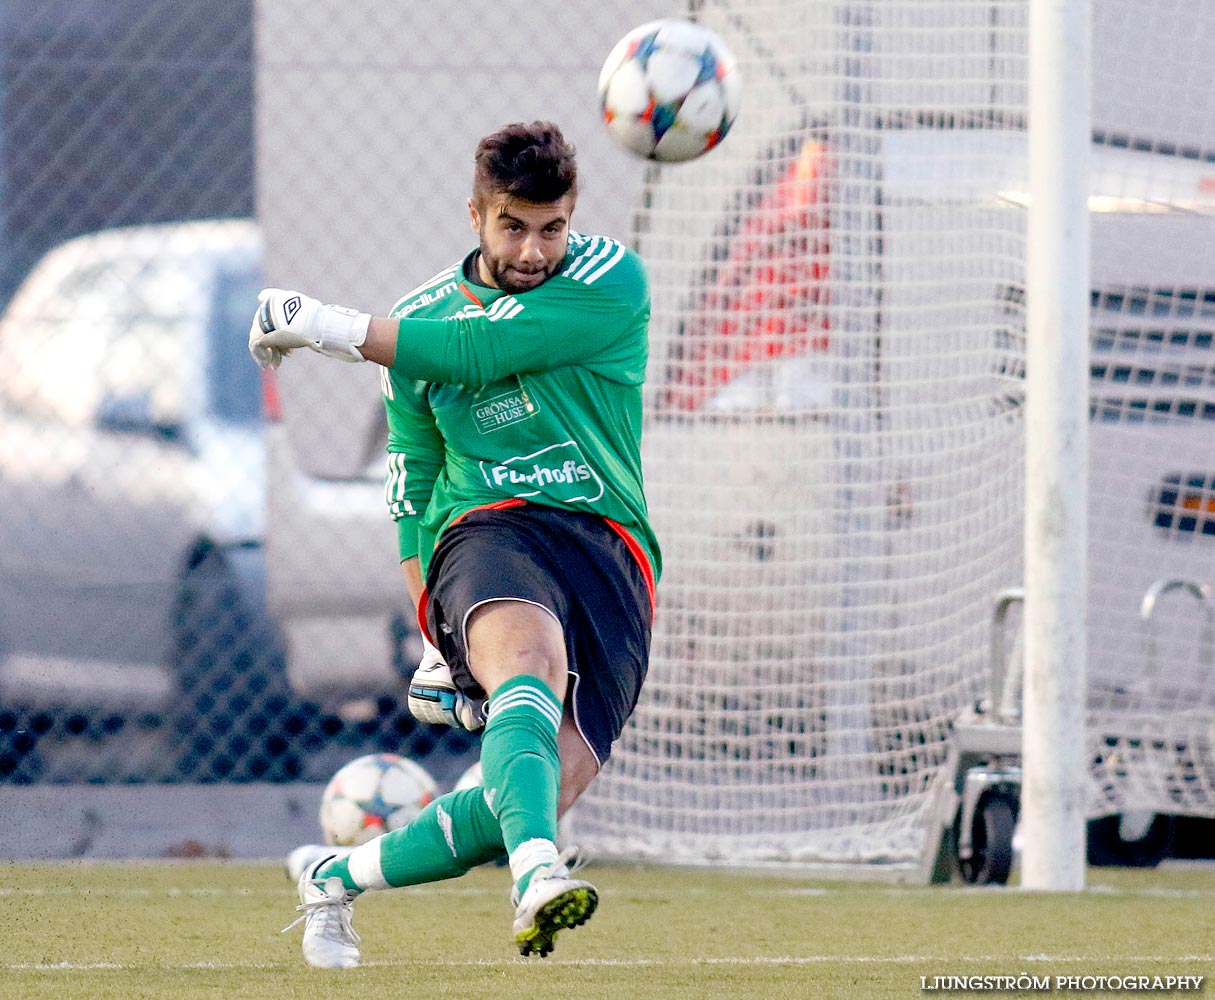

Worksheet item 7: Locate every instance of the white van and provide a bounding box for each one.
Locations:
[0,220,297,778]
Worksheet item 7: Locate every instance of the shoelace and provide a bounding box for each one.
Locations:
[281,880,361,944]
[552,845,587,878]
[513,845,589,906]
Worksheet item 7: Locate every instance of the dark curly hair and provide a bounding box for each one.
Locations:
[473,121,578,207]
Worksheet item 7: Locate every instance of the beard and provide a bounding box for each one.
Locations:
[477,240,560,294]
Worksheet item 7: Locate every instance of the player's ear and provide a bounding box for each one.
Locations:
[467,198,480,234]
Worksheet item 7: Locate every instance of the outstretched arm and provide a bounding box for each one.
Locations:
[250,253,646,380]
[246,291,411,369]
[357,317,401,367]
[248,288,372,368]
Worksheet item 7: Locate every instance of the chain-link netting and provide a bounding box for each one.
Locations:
[0,0,669,788]
[0,0,263,784]
[0,0,550,786]
[3,0,1214,873]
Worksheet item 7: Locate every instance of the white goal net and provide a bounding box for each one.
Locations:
[569,0,1215,871]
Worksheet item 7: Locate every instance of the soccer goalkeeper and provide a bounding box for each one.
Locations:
[250,121,659,968]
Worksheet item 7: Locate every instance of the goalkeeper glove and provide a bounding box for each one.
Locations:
[407,639,486,731]
[248,287,371,369]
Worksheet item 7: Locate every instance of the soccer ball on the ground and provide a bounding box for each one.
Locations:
[597,19,741,163]
[319,752,437,846]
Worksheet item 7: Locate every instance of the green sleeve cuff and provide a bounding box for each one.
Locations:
[396,516,420,562]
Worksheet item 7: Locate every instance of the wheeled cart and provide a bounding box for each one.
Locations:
[931,578,1212,885]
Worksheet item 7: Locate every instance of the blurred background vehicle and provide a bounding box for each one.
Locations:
[0,219,473,786]
[0,219,297,780]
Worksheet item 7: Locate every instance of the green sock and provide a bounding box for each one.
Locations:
[479,675,563,894]
[320,786,504,893]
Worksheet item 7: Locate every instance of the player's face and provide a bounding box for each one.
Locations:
[469,193,573,293]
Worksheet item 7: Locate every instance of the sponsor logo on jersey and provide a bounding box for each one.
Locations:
[480,441,604,503]
[472,385,539,433]
[398,280,459,316]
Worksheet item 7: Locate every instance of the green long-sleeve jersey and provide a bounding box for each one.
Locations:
[381,232,661,590]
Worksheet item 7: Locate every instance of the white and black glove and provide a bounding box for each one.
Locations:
[248,288,371,369]
[407,639,486,731]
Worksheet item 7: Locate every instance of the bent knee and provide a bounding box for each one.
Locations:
[466,599,568,698]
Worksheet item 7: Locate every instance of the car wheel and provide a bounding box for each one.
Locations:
[170,543,305,782]
[1087,813,1171,868]
[959,793,1016,885]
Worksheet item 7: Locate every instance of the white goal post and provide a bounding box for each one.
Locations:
[1021,0,1089,892]
[568,0,1215,877]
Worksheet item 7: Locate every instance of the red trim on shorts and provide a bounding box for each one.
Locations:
[448,498,528,529]
[434,499,656,621]
[459,284,484,308]
[603,518,657,619]
[416,588,435,645]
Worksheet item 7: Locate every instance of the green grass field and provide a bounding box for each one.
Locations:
[4,860,1212,999]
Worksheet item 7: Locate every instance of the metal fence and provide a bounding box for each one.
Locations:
[0,0,663,788]
[8,0,1212,870]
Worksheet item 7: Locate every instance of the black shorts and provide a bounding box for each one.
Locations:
[422,504,652,766]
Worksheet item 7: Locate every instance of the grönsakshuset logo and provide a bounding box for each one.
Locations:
[479,441,604,503]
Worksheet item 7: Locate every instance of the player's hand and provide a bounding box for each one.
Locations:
[407,639,486,731]
[248,288,371,369]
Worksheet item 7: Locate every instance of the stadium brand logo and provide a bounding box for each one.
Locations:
[480,441,604,503]
[472,386,539,433]
[398,281,458,316]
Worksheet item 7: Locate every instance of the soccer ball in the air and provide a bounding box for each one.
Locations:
[319,752,437,846]
[597,19,741,163]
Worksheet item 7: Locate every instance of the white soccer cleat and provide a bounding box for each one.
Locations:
[511,847,598,958]
[282,857,361,969]
[286,843,353,884]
